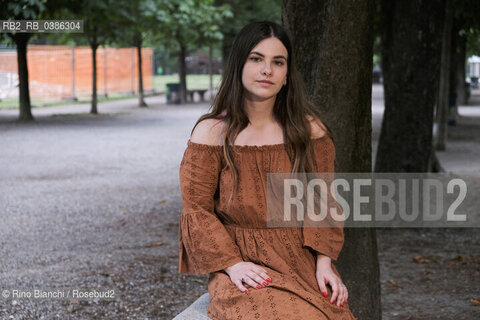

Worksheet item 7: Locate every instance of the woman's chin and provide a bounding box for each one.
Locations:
[245,90,279,101]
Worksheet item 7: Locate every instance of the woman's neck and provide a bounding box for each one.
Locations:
[243,96,276,128]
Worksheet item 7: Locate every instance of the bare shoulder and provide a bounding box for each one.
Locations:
[306,114,327,139]
[190,118,225,145]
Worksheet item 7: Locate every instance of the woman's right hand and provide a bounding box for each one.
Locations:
[224,261,272,293]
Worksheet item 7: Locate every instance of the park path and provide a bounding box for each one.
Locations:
[0,87,478,319]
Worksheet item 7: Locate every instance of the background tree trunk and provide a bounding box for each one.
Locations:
[376,0,446,173]
[448,17,460,125]
[90,40,98,114]
[135,34,147,107]
[221,31,236,69]
[13,33,34,121]
[456,34,467,105]
[435,0,453,151]
[209,44,213,101]
[178,41,187,104]
[283,1,380,319]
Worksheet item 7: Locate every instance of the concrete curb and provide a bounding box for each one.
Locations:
[172,293,212,320]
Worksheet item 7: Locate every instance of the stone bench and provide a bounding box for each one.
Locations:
[187,89,208,102]
[172,293,212,320]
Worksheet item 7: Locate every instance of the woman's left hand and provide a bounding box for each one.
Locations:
[315,255,348,307]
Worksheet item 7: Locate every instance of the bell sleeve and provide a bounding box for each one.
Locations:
[302,136,345,261]
[178,141,244,274]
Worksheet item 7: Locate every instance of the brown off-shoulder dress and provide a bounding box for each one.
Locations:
[178,135,356,320]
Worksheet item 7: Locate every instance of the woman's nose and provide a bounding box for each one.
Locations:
[262,62,272,76]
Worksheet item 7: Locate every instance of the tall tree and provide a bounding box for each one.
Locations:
[147,0,231,104]
[283,1,379,319]
[194,8,231,99]
[80,0,118,114]
[434,0,453,151]
[447,15,462,125]
[375,0,446,173]
[455,32,468,105]
[120,0,152,107]
[0,0,47,121]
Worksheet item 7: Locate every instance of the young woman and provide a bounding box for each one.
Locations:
[179,21,356,319]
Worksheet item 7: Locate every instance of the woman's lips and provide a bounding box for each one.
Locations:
[257,80,273,86]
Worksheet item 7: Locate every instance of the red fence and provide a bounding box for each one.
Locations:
[0,45,153,99]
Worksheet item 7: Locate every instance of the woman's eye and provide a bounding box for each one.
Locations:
[275,61,284,66]
[250,57,261,62]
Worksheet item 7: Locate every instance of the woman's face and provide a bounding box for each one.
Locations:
[241,37,288,101]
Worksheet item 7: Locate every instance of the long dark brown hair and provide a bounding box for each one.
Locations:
[191,21,331,198]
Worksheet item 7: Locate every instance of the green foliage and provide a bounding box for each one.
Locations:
[451,0,480,57]
[81,0,115,46]
[4,0,46,19]
[144,0,232,47]
[463,28,480,57]
[0,0,47,42]
[214,0,282,37]
[213,0,281,61]
[108,0,154,47]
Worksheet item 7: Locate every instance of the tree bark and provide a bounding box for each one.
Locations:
[376,0,446,173]
[209,44,213,101]
[435,0,453,151]
[456,34,467,105]
[90,41,98,114]
[178,41,187,104]
[136,35,147,107]
[448,17,460,125]
[283,1,380,319]
[13,33,34,121]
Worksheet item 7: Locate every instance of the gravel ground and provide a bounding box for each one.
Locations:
[0,97,209,319]
[0,87,478,319]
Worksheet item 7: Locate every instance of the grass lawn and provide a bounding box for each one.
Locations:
[0,93,137,110]
[153,74,222,93]
[0,74,222,110]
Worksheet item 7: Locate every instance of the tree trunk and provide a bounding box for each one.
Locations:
[376,0,446,173]
[90,39,99,114]
[136,38,147,107]
[283,1,379,319]
[14,33,34,122]
[178,41,187,104]
[221,31,236,69]
[435,0,453,151]
[448,17,460,126]
[209,44,213,101]
[456,34,467,105]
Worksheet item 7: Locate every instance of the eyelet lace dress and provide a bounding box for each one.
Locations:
[178,135,356,320]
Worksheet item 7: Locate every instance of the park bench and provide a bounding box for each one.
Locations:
[187,89,208,102]
[172,293,212,320]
